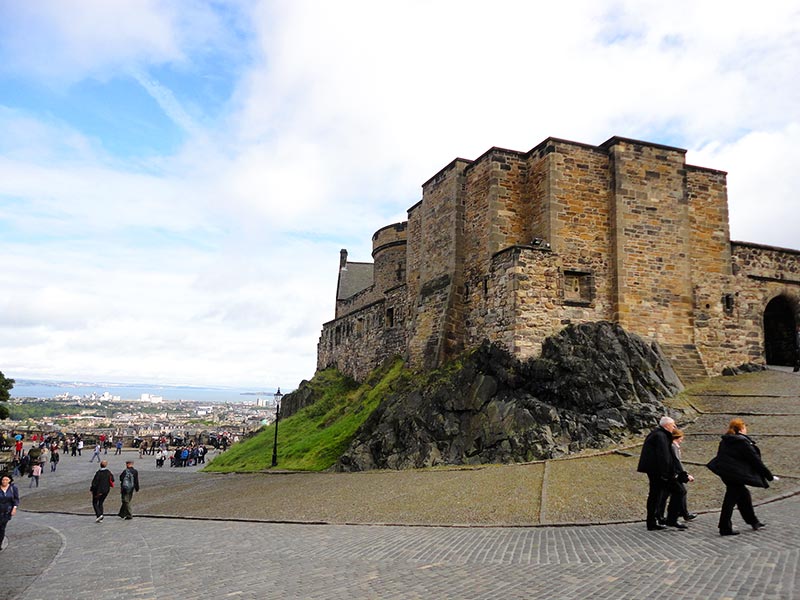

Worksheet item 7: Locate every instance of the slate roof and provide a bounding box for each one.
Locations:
[336,261,374,300]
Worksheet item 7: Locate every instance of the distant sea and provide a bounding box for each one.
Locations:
[11,380,275,404]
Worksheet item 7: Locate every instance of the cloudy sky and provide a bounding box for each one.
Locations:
[0,1,798,389]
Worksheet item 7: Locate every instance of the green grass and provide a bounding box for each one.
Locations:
[204,360,406,472]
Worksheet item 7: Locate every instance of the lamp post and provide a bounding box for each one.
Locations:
[271,387,283,467]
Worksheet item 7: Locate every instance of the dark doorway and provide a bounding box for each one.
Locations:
[763,295,797,365]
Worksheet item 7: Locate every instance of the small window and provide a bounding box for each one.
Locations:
[563,270,593,305]
[386,307,395,328]
[722,293,734,315]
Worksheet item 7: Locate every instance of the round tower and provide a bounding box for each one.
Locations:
[372,222,408,293]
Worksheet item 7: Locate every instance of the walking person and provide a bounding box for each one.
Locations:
[114,439,123,455]
[28,463,42,488]
[89,443,101,463]
[49,448,59,472]
[0,474,20,551]
[707,418,777,536]
[90,460,114,523]
[117,460,140,520]
[637,416,677,531]
[660,429,697,528]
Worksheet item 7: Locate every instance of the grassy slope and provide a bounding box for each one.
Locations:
[204,360,406,472]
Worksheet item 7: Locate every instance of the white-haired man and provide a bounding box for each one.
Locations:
[637,416,678,531]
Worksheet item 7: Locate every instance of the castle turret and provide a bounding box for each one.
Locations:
[372,222,408,294]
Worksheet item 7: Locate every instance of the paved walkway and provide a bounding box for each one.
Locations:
[3,367,799,599]
[3,451,798,599]
[3,493,798,599]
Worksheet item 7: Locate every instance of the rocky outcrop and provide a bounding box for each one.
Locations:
[721,363,767,376]
[335,322,683,471]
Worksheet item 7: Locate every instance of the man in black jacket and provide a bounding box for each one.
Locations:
[89,460,114,523]
[637,416,677,531]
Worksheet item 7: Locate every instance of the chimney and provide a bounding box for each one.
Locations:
[339,249,348,270]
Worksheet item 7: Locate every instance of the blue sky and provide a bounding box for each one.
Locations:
[0,0,799,388]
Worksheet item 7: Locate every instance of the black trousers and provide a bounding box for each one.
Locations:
[719,481,757,532]
[92,492,109,517]
[646,473,670,527]
[657,480,688,523]
[0,517,9,544]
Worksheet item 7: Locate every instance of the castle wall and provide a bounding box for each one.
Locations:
[547,141,615,321]
[707,242,800,370]
[406,160,469,370]
[317,285,409,380]
[319,135,800,384]
[605,138,694,345]
[685,167,734,373]
[372,222,408,295]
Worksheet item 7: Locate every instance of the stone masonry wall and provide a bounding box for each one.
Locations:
[406,160,468,370]
[686,166,735,372]
[317,285,409,380]
[548,141,615,321]
[319,135,800,384]
[705,242,800,371]
[606,139,694,345]
[372,222,408,295]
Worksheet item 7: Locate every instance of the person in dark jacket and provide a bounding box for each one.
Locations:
[707,418,776,536]
[0,474,20,550]
[637,416,677,531]
[117,460,140,520]
[89,460,115,523]
[659,429,697,528]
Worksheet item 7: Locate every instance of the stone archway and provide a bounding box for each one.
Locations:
[763,295,798,366]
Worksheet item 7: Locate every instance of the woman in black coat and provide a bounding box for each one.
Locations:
[707,418,775,536]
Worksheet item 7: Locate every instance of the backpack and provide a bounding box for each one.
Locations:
[121,468,135,492]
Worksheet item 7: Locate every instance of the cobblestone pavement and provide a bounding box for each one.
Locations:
[3,494,798,599]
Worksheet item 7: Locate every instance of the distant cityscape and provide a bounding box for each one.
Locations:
[4,382,284,441]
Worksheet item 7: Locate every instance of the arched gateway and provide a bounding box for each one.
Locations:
[763,295,798,366]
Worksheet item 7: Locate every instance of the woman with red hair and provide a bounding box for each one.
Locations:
[707,419,776,536]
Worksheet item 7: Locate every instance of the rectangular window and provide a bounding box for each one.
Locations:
[722,293,735,315]
[563,270,593,306]
[385,307,395,328]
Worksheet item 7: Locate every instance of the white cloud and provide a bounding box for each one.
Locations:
[1,0,798,388]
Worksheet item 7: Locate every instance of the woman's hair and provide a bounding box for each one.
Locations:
[672,429,684,440]
[727,418,746,435]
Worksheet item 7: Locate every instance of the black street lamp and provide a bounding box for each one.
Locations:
[271,387,283,467]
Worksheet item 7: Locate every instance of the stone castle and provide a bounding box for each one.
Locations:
[317,135,800,384]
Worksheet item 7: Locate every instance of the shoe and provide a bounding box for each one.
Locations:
[752,522,767,530]
[647,524,667,531]
[95,515,103,523]
[665,522,688,530]
[656,517,666,526]
[124,516,133,520]
[720,530,740,536]
[683,513,698,521]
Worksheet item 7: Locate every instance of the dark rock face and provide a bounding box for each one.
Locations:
[280,380,315,419]
[335,322,683,471]
[721,363,767,376]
